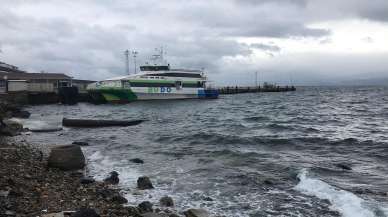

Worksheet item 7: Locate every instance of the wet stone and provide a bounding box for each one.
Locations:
[72,141,89,146]
[80,177,95,184]
[160,196,174,207]
[97,188,116,199]
[335,163,352,170]
[111,194,128,204]
[71,208,100,217]
[202,196,213,201]
[137,176,154,190]
[142,213,166,217]
[130,158,144,164]
[264,179,274,185]
[184,209,210,217]
[138,201,153,213]
[47,145,85,171]
[104,171,119,184]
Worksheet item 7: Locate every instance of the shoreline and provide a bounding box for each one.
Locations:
[0,101,210,217]
[0,137,143,217]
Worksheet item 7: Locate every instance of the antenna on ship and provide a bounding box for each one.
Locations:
[124,49,130,75]
[160,46,164,60]
[132,50,138,74]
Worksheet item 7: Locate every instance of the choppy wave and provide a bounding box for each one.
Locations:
[295,169,388,217]
[21,86,388,216]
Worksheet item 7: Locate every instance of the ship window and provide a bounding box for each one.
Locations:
[147,73,202,78]
[122,80,130,88]
[175,81,182,89]
[182,83,197,88]
[130,82,175,87]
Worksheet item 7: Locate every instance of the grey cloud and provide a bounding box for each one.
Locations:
[250,43,281,52]
[0,0,387,84]
[353,0,388,22]
[212,52,388,86]
[305,0,388,22]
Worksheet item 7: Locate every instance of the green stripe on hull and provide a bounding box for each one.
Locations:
[128,79,198,84]
[93,88,137,103]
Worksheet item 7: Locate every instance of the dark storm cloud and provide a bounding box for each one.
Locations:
[356,1,388,22]
[305,0,388,22]
[171,0,329,38]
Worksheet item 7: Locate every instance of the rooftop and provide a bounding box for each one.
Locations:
[0,71,71,80]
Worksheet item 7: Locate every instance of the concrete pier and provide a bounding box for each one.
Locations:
[218,85,296,94]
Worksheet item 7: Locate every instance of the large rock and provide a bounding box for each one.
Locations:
[47,145,85,171]
[43,211,75,217]
[71,208,100,217]
[104,171,119,184]
[137,176,154,190]
[184,209,210,217]
[0,119,23,136]
[160,196,174,207]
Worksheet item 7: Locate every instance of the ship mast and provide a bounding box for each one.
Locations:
[132,50,138,74]
[124,49,130,75]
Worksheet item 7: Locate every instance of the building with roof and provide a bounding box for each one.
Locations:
[0,61,95,104]
[0,71,72,93]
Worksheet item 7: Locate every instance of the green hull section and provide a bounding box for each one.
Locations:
[89,88,137,103]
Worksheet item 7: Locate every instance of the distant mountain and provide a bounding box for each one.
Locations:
[338,77,388,86]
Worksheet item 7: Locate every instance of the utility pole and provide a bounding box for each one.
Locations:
[124,49,130,75]
[132,50,138,74]
[255,71,258,88]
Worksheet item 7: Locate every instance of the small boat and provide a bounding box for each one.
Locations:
[87,50,219,103]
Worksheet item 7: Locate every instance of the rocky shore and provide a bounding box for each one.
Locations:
[0,138,140,217]
[0,102,211,217]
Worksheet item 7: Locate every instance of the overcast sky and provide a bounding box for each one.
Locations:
[0,0,388,85]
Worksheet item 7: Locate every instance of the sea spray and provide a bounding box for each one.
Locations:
[294,169,381,217]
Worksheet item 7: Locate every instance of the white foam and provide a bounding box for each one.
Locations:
[86,150,141,188]
[16,118,61,131]
[294,169,387,217]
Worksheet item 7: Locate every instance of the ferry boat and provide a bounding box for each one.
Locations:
[87,50,219,103]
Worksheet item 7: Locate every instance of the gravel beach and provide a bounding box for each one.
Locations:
[0,137,141,217]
